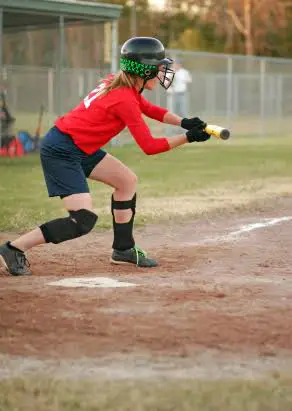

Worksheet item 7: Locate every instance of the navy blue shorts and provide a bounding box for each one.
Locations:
[40,126,107,198]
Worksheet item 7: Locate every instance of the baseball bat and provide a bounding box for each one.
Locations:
[205,124,230,140]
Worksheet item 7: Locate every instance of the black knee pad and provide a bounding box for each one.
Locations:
[111,193,136,217]
[40,209,98,244]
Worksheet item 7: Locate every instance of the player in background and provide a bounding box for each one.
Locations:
[0,37,209,276]
[167,59,192,118]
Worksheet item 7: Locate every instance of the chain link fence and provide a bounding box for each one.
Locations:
[2,50,292,139]
[146,50,292,138]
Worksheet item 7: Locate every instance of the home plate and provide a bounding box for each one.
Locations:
[48,277,138,289]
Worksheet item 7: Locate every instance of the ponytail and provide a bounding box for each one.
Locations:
[96,71,138,98]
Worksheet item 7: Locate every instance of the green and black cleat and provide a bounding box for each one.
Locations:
[0,242,32,276]
[110,246,158,268]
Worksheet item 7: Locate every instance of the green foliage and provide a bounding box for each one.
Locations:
[169,28,204,50]
[169,26,224,52]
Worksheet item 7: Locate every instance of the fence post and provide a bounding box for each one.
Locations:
[206,75,216,115]
[56,15,65,115]
[78,71,85,99]
[88,69,95,90]
[260,59,266,137]
[110,20,119,146]
[111,20,118,74]
[276,75,283,133]
[48,69,54,115]
[233,75,239,118]
[227,56,233,128]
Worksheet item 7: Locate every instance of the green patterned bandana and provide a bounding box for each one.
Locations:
[120,57,159,79]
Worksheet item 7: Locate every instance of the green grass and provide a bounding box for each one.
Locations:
[1,135,292,231]
[0,375,292,411]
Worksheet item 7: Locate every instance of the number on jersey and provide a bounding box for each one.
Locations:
[84,83,106,108]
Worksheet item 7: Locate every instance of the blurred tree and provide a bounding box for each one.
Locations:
[169,28,206,50]
[4,0,292,66]
[154,0,223,52]
[202,0,292,56]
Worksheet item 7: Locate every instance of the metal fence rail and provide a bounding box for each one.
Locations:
[2,50,292,139]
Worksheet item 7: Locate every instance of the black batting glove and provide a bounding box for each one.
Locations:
[181,117,207,131]
[186,127,211,143]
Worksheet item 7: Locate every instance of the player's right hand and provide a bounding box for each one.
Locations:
[181,117,207,131]
[186,127,211,143]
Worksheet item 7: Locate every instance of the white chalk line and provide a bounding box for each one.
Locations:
[193,216,292,245]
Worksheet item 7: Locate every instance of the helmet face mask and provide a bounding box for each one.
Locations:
[120,37,175,91]
[157,63,175,90]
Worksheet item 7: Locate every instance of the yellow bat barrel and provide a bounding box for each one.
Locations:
[205,125,230,140]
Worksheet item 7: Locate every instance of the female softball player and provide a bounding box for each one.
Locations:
[0,37,210,276]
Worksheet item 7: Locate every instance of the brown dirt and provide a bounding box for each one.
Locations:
[1,198,292,378]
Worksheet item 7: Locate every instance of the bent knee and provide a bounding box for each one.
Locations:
[40,209,98,244]
[70,209,97,235]
[129,172,138,188]
[117,170,138,193]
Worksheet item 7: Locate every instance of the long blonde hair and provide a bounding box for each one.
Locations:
[96,71,138,98]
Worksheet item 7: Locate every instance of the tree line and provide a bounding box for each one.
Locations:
[112,0,292,57]
[3,0,292,68]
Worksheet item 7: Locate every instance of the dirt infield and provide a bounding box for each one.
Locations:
[1,198,292,379]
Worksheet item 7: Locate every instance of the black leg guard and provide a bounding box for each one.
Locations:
[40,209,98,244]
[111,194,136,251]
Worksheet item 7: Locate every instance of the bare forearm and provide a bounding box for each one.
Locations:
[167,134,188,149]
[163,111,182,127]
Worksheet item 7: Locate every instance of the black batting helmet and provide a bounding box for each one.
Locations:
[120,37,175,91]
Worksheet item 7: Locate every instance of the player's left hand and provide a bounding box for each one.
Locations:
[186,127,211,143]
[181,117,207,131]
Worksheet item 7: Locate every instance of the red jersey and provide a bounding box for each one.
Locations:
[55,81,170,155]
